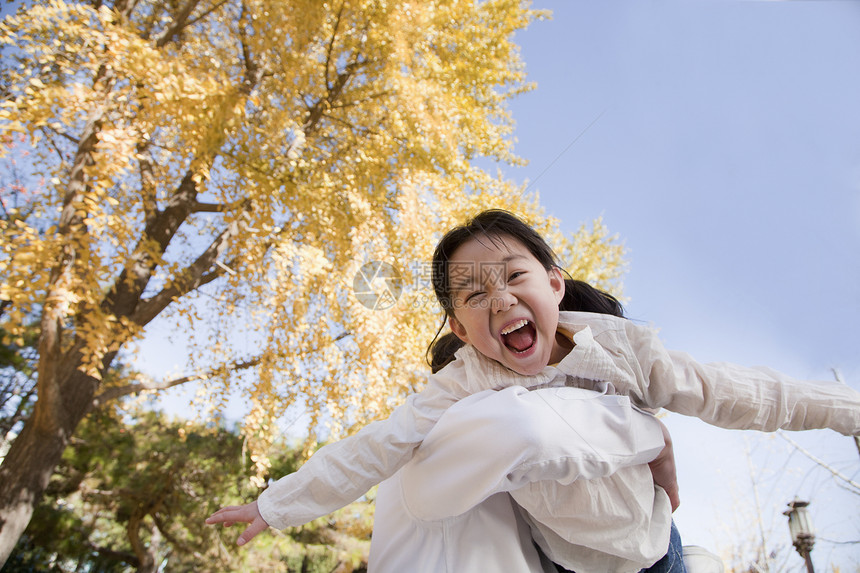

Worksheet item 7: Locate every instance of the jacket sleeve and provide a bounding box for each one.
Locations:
[622,320,860,435]
[399,385,666,521]
[256,366,465,530]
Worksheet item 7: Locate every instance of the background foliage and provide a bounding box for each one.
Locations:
[6,403,373,572]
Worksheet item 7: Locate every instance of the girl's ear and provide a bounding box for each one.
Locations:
[550,267,566,304]
[448,316,470,344]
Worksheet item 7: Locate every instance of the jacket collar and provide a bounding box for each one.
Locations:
[453,311,626,391]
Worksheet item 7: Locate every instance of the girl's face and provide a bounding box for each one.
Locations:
[446,234,567,376]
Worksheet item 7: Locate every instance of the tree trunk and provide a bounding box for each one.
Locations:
[0,367,98,566]
[128,512,158,573]
[0,409,71,564]
[0,65,114,565]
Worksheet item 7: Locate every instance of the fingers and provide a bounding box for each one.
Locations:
[206,502,270,546]
[237,517,269,546]
[205,505,248,525]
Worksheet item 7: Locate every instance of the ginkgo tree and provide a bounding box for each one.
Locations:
[0,0,627,562]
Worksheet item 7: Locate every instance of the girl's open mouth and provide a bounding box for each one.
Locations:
[500,319,536,353]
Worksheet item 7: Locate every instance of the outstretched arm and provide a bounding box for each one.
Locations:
[624,320,860,435]
[205,362,468,542]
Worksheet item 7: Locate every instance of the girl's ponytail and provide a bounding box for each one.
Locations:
[430,332,464,373]
[559,279,624,318]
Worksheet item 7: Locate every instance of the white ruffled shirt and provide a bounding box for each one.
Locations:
[257,311,860,571]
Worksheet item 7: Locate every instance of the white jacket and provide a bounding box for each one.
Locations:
[368,385,666,573]
[258,311,860,570]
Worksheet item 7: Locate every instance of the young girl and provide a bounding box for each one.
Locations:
[207,210,860,571]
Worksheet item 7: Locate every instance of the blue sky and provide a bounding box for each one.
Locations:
[505,1,860,569]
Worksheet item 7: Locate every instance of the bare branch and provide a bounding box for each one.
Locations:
[39,124,80,146]
[777,430,860,494]
[94,355,262,405]
[304,6,371,136]
[0,373,37,440]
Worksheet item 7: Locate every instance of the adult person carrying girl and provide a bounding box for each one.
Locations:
[207,210,860,572]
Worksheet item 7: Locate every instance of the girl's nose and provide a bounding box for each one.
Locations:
[490,289,516,313]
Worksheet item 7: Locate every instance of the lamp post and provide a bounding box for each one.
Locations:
[784,499,815,573]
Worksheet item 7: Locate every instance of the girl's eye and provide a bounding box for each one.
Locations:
[508,271,524,281]
[465,291,484,303]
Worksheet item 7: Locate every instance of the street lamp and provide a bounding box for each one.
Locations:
[784,499,815,573]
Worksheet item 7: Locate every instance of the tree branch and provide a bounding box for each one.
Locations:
[104,12,266,326]
[154,0,203,48]
[126,510,156,572]
[321,112,383,138]
[0,374,37,440]
[238,1,260,94]
[102,168,200,321]
[113,0,141,20]
[152,513,189,554]
[40,124,80,146]
[328,89,390,111]
[94,355,262,405]
[136,139,158,226]
[129,217,242,327]
[324,2,346,90]
[184,0,229,29]
[777,430,860,494]
[190,201,230,213]
[87,542,139,568]
[304,65,358,135]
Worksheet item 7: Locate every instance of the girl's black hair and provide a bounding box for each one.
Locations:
[429,331,468,374]
[431,209,558,316]
[427,209,624,372]
[558,278,624,318]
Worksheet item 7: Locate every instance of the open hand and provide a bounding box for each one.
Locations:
[206,501,269,546]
